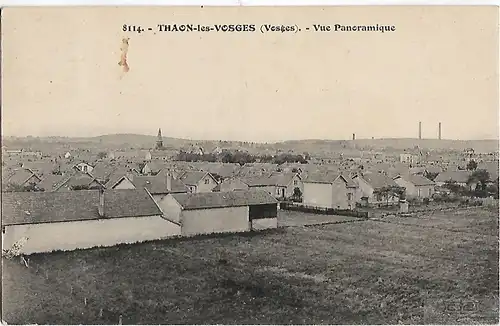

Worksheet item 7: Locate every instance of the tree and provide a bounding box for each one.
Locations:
[292,187,302,202]
[466,159,478,171]
[468,169,490,197]
[375,185,405,206]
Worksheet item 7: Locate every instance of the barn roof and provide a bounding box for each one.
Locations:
[4,168,40,186]
[131,175,188,194]
[2,189,162,226]
[171,190,278,210]
[37,174,66,191]
[303,172,357,187]
[395,174,435,186]
[101,189,163,218]
[357,171,399,189]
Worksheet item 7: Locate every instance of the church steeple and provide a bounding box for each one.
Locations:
[155,128,163,150]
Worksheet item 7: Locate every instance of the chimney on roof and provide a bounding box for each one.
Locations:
[438,122,442,140]
[352,133,356,140]
[98,188,105,217]
[166,170,172,192]
[419,122,422,140]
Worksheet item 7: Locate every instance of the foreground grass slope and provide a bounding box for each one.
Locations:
[2,207,498,324]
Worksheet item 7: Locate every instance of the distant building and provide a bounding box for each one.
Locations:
[178,171,218,193]
[74,162,94,174]
[399,153,418,165]
[434,170,471,187]
[352,171,401,206]
[393,174,435,199]
[302,173,357,210]
[53,172,103,192]
[155,128,164,150]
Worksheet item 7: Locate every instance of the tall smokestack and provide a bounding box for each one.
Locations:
[418,122,422,140]
[438,122,442,140]
[352,133,356,140]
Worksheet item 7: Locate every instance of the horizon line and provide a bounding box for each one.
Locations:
[2,133,499,144]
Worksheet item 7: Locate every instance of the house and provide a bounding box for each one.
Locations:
[74,162,94,174]
[178,171,218,193]
[399,153,418,165]
[233,176,277,195]
[2,189,181,255]
[434,170,471,187]
[21,161,58,177]
[302,172,357,209]
[141,161,167,175]
[268,172,303,199]
[352,171,401,206]
[53,172,104,192]
[393,174,436,199]
[109,171,189,203]
[2,168,42,190]
[159,190,278,236]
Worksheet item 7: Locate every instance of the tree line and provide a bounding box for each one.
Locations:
[175,150,309,165]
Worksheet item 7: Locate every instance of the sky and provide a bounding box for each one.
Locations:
[1,6,498,142]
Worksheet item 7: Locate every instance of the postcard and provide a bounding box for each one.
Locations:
[1,5,499,325]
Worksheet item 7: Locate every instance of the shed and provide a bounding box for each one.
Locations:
[160,190,278,236]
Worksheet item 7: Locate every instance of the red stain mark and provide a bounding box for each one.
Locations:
[118,37,130,73]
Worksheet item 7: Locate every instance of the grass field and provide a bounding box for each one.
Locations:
[2,207,498,325]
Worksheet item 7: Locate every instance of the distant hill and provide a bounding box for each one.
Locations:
[280,138,499,153]
[2,135,498,154]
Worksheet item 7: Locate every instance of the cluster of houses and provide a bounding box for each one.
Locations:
[2,138,499,256]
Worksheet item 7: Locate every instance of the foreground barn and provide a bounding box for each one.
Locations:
[2,189,180,255]
[159,190,279,236]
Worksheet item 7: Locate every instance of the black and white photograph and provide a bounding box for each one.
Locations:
[1,5,499,325]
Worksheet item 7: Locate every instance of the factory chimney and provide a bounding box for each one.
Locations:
[438,122,442,140]
[352,133,356,141]
[418,122,422,140]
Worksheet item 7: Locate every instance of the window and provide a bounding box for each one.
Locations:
[347,193,353,201]
[293,180,298,185]
[204,178,210,184]
[2,226,5,234]
[83,165,88,172]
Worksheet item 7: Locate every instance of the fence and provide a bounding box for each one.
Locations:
[280,202,369,218]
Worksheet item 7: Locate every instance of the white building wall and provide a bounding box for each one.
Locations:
[303,182,333,208]
[181,206,249,236]
[194,175,218,193]
[3,215,181,255]
[251,218,278,230]
[354,177,375,203]
[394,178,416,197]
